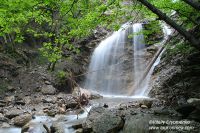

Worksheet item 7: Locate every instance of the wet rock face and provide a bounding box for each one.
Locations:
[149,50,200,107]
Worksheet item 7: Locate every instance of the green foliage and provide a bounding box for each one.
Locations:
[166,42,195,56]
[0,0,138,69]
[57,70,68,79]
[0,0,199,70]
[143,21,163,45]
[142,0,200,29]
[39,43,62,63]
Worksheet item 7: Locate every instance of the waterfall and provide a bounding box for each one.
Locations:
[132,23,147,95]
[84,23,130,95]
[84,23,167,97]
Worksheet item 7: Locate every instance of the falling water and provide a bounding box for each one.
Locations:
[132,22,172,96]
[84,23,130,95]
[84,22,170,96]
[132,23,147,95]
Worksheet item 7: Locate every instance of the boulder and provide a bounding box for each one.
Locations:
[83,107,124,133]
[13,114,32,127]
[41,85,56,95]
[92,113,124,133]
[83,107,106,131]
[123,114,151,133]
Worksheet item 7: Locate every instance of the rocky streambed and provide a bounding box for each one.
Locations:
[1,87,200,133]
[0,85,97,133]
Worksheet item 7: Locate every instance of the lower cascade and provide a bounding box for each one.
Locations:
[84,23,165,96]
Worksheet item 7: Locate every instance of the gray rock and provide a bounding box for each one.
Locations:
[75,128,83,133]
[13,114,32,127]
[7,86,16,92]
[41,85,56,95]
[5,109,23,119]
[42,97,55,103]
[15,100,26,105]
[139,99,153,108]
[4,96,15,104]
[1,122,10,128]
[50,122,65,133]
[0,114,9,123]
[123,114,151,133]
[83,107,106,131]
[23,96,32,104]
[66,99,78,109]
[92,113,124,133]
[123,113,178,133]
[22,123,48,133]
[43,107,57,117]
[44,80,51,85]
[83,107,124,133]
[140,105,148,109]
[90,91,103,100]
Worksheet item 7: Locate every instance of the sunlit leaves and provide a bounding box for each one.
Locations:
[39,42,62,63]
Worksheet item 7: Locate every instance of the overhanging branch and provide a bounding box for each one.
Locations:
[137,0,200,50]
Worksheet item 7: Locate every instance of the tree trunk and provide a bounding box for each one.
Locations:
[182,0,200,11]
[137,0,200,50]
